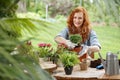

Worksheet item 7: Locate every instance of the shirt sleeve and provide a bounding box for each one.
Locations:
[55,28,69,39]
[88,30,101,49]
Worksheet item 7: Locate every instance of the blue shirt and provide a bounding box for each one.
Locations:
[56,28,101,48]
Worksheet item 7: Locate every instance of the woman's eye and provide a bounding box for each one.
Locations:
[79,17,82,19]
[74,17,76,19]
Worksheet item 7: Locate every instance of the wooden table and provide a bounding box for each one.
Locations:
[53,65,120,80]
[40,60,57,73]
[99,74,120,80]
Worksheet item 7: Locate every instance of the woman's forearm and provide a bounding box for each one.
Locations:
[54,36,67,44]
[88,45,100,53]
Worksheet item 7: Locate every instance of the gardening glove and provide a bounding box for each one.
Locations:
[78,44,89,57]
[66,40,77,50]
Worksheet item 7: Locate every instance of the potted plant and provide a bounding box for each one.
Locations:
[37,42,53,62]
[69,34,82,53]
[69,34,82,47]
[69,34,87,62]
[59,51,80,75]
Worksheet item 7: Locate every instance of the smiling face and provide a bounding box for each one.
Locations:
[67,7,90,43]
[73,12,84,28]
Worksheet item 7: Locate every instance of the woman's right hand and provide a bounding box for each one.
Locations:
[55,36,77,49]
[66,40,77,49]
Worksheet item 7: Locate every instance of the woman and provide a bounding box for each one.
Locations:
[54,6,101,58]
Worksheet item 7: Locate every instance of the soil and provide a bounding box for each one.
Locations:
[90,59,120,68]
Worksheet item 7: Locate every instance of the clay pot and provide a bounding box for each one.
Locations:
[72,46,82,53]
[71,46,87,62]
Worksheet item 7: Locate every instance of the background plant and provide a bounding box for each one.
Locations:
[37,42,53,58]
[23,0,120,26]
[0,0,54,80]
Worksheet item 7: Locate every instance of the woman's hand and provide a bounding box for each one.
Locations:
[66,40,77,49]
[55,36,77,49]
[78,45,89,56]
[78,45,100,57]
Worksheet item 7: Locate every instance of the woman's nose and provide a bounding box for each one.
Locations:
[75,18,79,22]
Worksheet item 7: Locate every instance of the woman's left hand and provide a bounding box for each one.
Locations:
[78,45,89,57]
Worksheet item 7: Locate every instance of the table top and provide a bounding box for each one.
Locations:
[40,62,56,69]
[53,65,120,80]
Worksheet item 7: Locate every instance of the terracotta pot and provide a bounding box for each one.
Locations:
[79,53,88,62]
[72,46,82,53]
[71,46,87,62]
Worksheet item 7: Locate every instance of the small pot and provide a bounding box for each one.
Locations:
[72,46,82,53]
[64,66,73,75]
[80,61,88,70]
[71,46,88,62]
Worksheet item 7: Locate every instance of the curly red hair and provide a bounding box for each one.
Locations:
[67,6,91,43]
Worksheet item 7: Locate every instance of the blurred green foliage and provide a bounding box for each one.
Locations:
[0,0,55,80]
